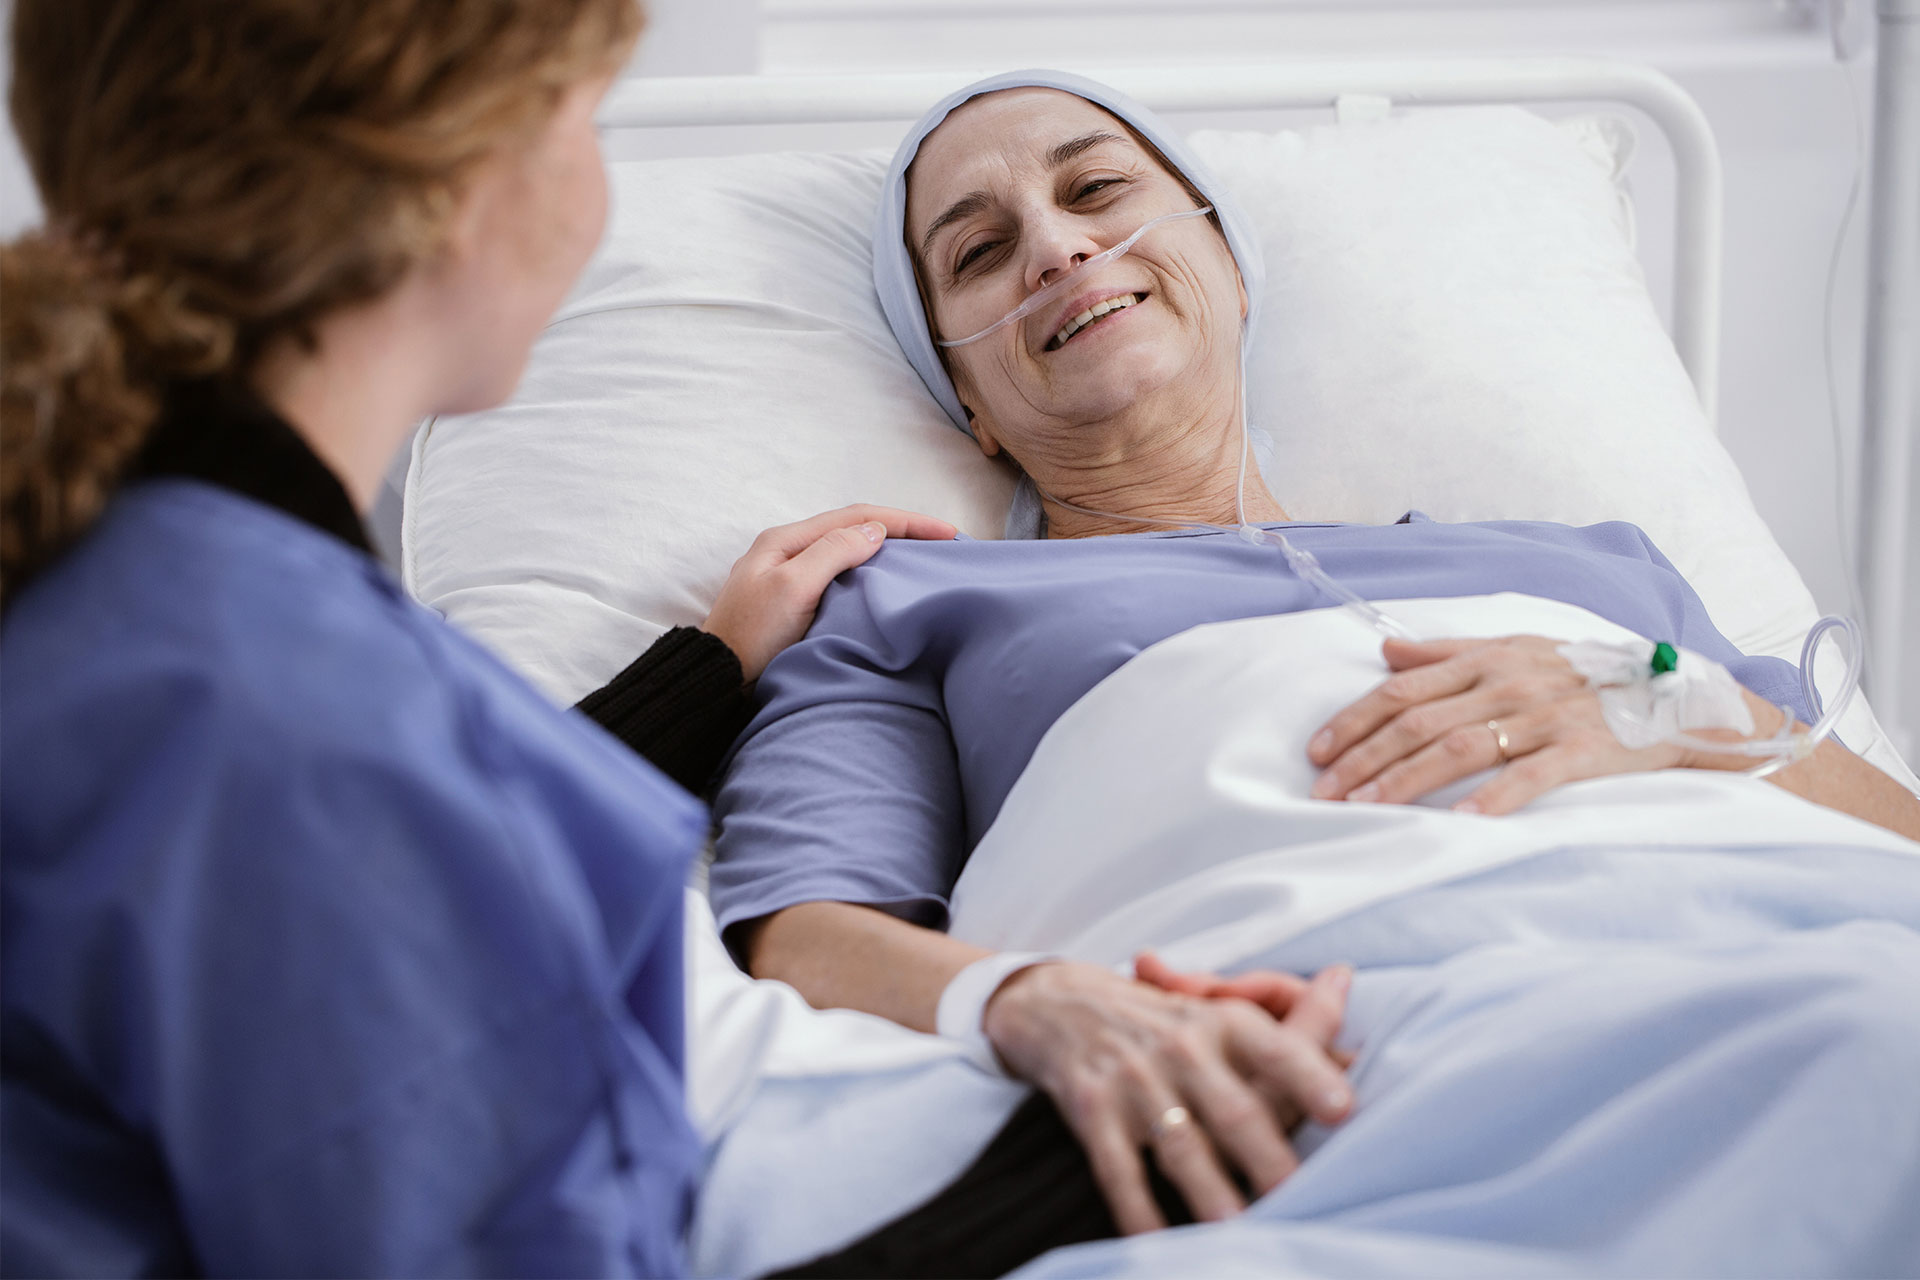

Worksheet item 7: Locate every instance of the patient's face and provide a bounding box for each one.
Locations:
[906,89,1245,464]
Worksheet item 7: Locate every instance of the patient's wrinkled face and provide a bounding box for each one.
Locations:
[906,89,1246,466]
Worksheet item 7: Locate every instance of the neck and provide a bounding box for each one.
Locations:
[249,288,443,513]
[1024,395,1289,540]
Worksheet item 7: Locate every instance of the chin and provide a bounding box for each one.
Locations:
[444,348,535,417]
[1045,345,1189,421]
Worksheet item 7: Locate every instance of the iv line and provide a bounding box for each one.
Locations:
[942,207,1858,773]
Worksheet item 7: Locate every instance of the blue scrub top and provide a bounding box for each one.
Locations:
[2,476,705,1275]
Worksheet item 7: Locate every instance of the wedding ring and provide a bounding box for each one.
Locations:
[1486,719,1511,762]
[1149,1104,1193,1142]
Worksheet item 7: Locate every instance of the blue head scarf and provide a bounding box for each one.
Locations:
[871,69,1266,437]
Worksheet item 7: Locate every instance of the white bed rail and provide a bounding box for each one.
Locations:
[599,57,1724,425]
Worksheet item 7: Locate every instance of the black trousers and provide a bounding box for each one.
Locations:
[770,1092,1198,1280]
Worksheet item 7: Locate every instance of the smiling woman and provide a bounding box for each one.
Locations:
[901,87,1274,538]
[709,68,1920,1261]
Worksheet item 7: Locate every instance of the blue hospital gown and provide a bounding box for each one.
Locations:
[2,479,704,1276]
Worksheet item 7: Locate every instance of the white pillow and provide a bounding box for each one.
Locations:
[404,149,1018,705]
[403,105,1915,789]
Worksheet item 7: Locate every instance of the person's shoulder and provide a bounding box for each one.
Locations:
[1422,513,1666,561]
[3,482,447,760]
[814,531,997,612]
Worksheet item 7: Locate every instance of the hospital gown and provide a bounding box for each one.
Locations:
[1,386,705,1277]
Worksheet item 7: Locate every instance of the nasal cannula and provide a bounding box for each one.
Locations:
[934,205,1862,776]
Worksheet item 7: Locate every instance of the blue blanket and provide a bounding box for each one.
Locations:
[1015,843,1920,1278]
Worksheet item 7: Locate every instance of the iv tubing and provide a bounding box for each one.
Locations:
[1611,614,1862,777]
[949,210,1857,773]
[1034,351,1419,641]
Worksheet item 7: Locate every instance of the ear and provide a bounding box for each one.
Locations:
[440,151,500,267]
[1237,270,1249,322]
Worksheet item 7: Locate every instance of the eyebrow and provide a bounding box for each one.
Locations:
[1046,129,1125,168]
[917,130,1130,262]
[920,190,992,261]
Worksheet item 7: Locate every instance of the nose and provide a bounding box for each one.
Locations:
[1023,210,1106,295]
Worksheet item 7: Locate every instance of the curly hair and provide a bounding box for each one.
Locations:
[0,0,642,606]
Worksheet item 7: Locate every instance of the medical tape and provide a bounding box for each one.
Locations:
[1557,638,1757,750]
[935,206,1215,348]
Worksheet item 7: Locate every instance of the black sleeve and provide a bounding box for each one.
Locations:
[574,626,755,796]
[770,1092,1199,1279]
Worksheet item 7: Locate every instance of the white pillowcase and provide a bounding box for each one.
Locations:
[403,105,1914,789]
[405,149,1016,705]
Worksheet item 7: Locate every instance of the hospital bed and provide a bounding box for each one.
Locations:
[399,60,1920,1275]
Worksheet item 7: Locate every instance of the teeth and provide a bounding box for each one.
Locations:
[1049,293,1140,350]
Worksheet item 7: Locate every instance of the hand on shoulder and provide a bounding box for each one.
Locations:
[700,505,956,680]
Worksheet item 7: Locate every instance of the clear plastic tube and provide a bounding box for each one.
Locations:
[935,206,1216,349]
[1608,613,1862,776]
[955,210,1869,774]
[1033,344,1420,641]
[1023,335,1863,774]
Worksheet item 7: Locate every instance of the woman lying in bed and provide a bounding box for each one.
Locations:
[706,70,1920,1264]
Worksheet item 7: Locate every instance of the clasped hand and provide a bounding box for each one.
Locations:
[982,955,1354,1235]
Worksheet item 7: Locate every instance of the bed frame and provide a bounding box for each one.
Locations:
[593,54,1916,764]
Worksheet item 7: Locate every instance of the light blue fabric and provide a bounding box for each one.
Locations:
[1011,842,1920,1278]
[1,481,706,1276]
[870,69,1267,441]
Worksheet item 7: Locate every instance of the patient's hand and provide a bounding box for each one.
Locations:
[700,505,956,680]
[1307,634,1688,815]
[982,958,1353,1235]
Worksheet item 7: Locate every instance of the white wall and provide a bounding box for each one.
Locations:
[5,0,1912,763]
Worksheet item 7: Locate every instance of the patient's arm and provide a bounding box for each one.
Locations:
[1311,636,1920,842]
[742,900,1354,1236]
[1685,691,1920,840]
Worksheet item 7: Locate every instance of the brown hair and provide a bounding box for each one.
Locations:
[0,0,643,606]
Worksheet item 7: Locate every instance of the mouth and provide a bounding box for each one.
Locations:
[1045,292,1145,352]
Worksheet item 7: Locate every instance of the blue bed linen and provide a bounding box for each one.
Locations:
[711,516,1812,937]
[2,481,705,1277]
[1011,841,1920,1279]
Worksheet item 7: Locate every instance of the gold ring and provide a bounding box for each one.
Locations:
[1487,719,1511,762]
[1149,1104,1193,1142]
